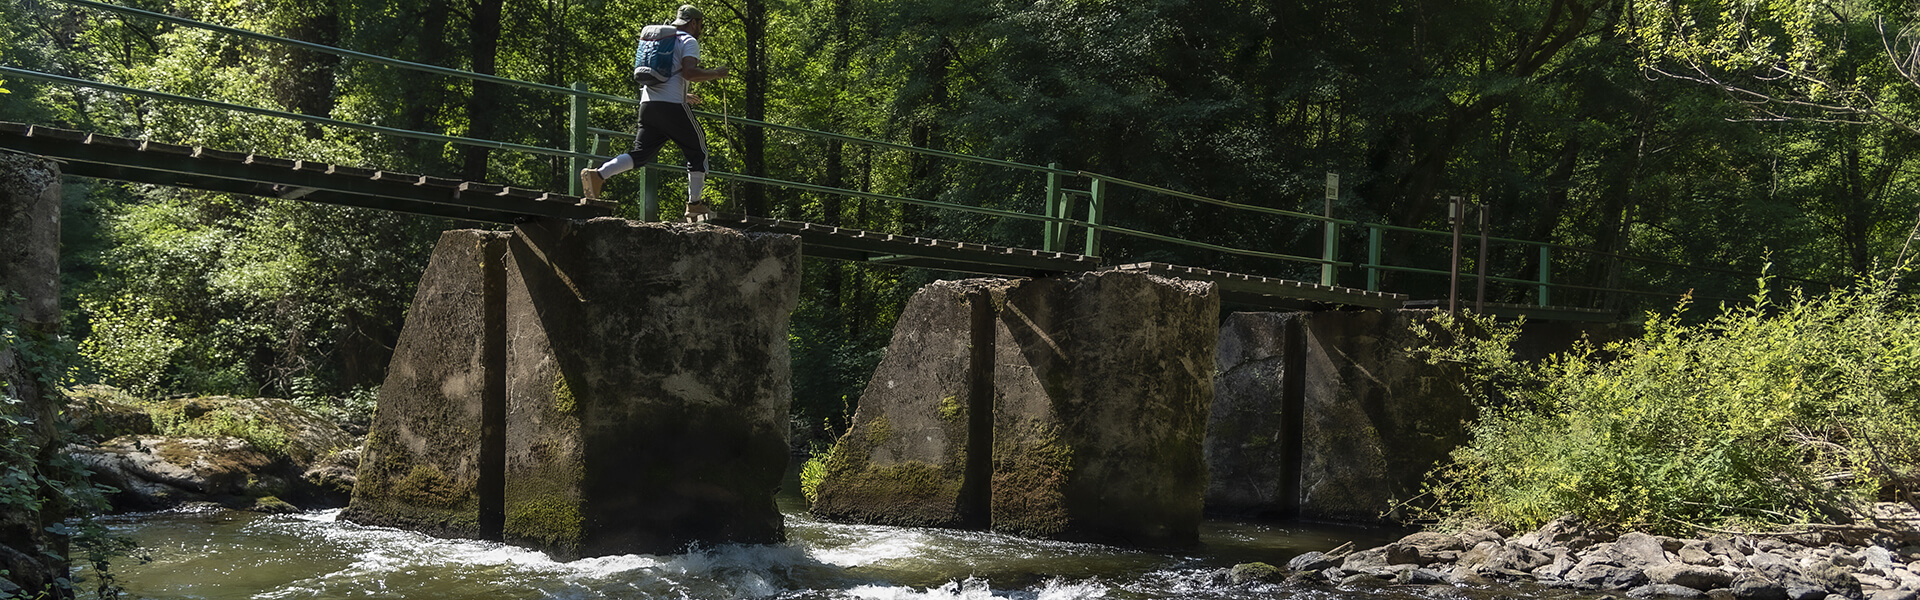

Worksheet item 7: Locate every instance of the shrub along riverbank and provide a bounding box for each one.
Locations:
[1243,273,1920,598]
[1408,273,1919,536]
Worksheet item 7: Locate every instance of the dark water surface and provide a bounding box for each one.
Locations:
[80,488,1477,600]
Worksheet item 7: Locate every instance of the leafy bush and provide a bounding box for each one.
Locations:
[800,452,828,506]
[1410,273,1920,535]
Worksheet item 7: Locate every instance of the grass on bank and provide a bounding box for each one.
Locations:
[1407,271,1920,536]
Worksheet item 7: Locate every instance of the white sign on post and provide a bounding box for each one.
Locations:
[1325,172,1339,202]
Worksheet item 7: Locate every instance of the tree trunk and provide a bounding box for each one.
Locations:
[741,0,768,216]
[0,154,71,599]
[461,0,506,182]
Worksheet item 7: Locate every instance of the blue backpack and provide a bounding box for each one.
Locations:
[632,25,680,87]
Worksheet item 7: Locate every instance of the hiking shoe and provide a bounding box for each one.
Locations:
[579,168,605,199]
[684,201,713,223]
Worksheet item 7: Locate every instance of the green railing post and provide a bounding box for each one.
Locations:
[1321,220,1339,286]
[640,166,661,222]
[568,81,589,196]
[1044,163,1062,253]
[1084,177,1106,257]
[1367,224,1382,292]
[1537,244,1552,307]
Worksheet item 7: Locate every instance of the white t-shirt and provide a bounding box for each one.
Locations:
[640,33,699,104]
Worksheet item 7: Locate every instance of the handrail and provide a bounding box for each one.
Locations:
[0,66,599,161]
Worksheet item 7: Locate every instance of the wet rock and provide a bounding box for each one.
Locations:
[1460,541,1500,567]
[1447,565,1495,586]
[1869,591,1917,600]
[1631,583,1710,599]
[1458,529,1506,548]
[1399,568,1449,585]
[1810,560,1867,600]
[1518,515,1616,551]
[1486,543,1553,572]
[1752,552,1807,580]
[1288,551,1341,572]
[1731,573,1790,600]
[1341,573,1384,586]
[1857,574,1898,590]
[1682,541,1725,567]
[301,445,360,507]
[1864,548,1899,575]
[1706,536,1752,559]
[1614,533,1676,569]
[1535,547,1580,580]
[1893,569,1920,591]
[71,435,278,511]
[1567,562,1651,590]
[1648,563,1736,590]
[1342,547,1388,571]
[1230,562,1285,584]
[1785,578,1831,600]
[241,495,299,514]
[1387,531,1467,565]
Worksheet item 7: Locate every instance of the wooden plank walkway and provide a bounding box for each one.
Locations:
[705,215,1101,278]
[1102,262,1409,309]
[0,122,613,223]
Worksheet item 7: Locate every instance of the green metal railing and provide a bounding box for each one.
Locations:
[3,0,1805,315]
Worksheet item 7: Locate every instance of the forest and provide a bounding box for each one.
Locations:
[4,0,1919,443]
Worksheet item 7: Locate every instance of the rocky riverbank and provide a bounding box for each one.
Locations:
[1245,505,1920,600]
[62,385,363,513]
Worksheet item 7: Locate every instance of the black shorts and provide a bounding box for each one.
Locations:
[627,101,709,173]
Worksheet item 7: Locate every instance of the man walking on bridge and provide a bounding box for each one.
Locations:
[579,4,730,221]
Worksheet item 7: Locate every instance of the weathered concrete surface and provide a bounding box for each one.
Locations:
[342,230,509,539]
[1204,312,1305,520]
[815,271,1217,547]
[808,279,1002,529]
[994,272,1217,546]
[0,154,65,596]
[504,218,800,559]
[1206,309,1636,523]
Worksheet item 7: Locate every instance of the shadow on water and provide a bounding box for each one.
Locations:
[76,470,1451,600]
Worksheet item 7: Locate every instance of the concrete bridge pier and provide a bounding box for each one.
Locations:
[810,272,1219,547]
[1205,310,1634,523]
[346,218,800,559]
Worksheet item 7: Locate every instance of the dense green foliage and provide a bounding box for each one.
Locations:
[1411,275,1920,535]
[5,0,1920,440]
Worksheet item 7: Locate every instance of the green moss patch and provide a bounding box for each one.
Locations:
[991,422,1073,537]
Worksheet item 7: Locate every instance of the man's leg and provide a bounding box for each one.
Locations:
[581,103,673,199]
[661,102,712,219]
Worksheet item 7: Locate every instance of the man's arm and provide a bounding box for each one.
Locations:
[680,56,728,82]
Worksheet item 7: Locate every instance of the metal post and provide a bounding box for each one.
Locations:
[568,81,589,197]
[1449,196,1463,318]
[1321,220,1339,286]
[1475,204,1489,314]
[1084,177,1106,257]
[1044,163,1062,253]
[1322,172,1340,287]
[1537,244,1552,307]
[640,166,661,222]
[1367,224,1382,292]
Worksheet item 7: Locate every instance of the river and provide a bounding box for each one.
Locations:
[82,483,1447,600]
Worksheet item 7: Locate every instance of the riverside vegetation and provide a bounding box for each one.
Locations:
[1237,272,1920,599]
